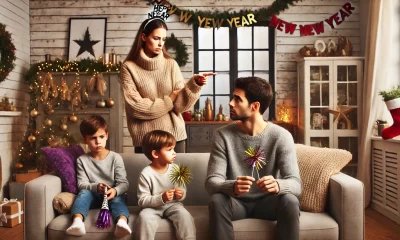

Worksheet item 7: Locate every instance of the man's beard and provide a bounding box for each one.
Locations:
[230,109,251,121]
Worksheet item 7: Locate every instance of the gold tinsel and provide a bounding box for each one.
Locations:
[59,76,69,101]
[169,163,192,187]
[87,73,107,96]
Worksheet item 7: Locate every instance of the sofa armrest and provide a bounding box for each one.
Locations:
[328,172,364,240]
[24,174,62,240]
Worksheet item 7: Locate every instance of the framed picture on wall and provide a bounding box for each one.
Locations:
[68,17,107,61]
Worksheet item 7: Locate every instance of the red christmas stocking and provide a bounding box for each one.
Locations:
[381,98,400,140]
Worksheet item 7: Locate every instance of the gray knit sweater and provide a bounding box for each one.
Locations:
[76,151,129,196]
[205,122,302,200]
[120,49,202,146]
[137,164,187,210]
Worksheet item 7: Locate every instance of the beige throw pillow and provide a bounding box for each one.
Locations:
[295,144,352,212]
[53,192,77,214]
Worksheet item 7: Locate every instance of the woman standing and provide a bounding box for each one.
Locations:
[121,17,214,153]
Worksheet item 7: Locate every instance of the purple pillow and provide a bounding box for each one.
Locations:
[41,145,85,194]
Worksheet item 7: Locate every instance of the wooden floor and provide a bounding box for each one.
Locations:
[1,208,399,239]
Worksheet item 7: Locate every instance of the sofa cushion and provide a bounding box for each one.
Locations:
[53,192,77,214]
[47,207,337,240]
[295,144,352,212]
[41,145,85,194]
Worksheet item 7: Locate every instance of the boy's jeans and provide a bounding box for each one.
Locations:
[71,189,129,223]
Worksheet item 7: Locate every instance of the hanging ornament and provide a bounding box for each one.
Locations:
[28,134,36,143]
[87,73,107,96]
[44,118,52,127]
[96,99,106,108]
[244,145,266,180]
[60,117,68,131]
[33,130,40,136]
[69,114,78,123]
[106,98,115,108]
[44,102,54,115]
[30,108,39,118]
[15,162,24,169]
[169,164,192,187]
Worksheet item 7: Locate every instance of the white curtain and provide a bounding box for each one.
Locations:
[357,0,400,207]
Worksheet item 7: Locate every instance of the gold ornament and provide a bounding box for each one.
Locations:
[326,105,354,129]
[60,123,68,131]
[30,108,39,118]
[69,114,78,123]
[15,162,24,169]
[96,99,106,108]
[28,134,36,143]
[44,118,52,127]
[106,98,115,108]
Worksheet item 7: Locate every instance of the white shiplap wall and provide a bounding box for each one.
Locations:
[29,0,361,153]
[0,0,30,198]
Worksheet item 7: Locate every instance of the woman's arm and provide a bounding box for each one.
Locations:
[120,63,174,120]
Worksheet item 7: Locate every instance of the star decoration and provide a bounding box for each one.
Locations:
[74,27,100,58]
[326,105,354,129]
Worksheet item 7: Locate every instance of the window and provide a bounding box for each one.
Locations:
[193,24,275,120]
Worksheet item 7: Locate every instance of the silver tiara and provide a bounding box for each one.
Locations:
[144,4,170,30]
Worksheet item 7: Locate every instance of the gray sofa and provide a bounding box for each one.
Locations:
[25,152,364,240]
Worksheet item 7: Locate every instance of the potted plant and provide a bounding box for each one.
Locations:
[378,85,400,139]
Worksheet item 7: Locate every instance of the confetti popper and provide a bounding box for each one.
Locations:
[244,146,266,179]
[96,187,111,229]
[169,164,192,187]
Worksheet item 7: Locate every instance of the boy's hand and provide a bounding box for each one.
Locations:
[106,188,117,200]
[256,175,280,194]
[97,183,112,194]
[162,189,175,202]
[234,176,255,196]
[174,188,184,200]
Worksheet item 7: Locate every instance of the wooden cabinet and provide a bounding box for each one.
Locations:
[371,138,400,224]
[297,57,364,177]
[36,73,123,152]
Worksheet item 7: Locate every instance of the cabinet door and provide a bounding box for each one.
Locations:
[333,61,362,131]
[305,62,334,148]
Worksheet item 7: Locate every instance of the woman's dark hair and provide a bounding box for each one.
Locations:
[124,18,171,62]
[234,77,274,114]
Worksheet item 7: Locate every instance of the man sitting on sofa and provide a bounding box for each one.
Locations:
[205,76,302,240]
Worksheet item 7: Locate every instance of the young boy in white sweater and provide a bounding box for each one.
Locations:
[135,130,196,240]
[66,115,131,238]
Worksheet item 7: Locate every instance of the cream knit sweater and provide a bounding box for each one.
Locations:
[120,49,202,147]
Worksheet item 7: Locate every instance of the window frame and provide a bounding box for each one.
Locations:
[193,23,276,120]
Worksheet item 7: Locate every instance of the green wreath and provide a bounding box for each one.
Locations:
[165,33,189,67]
[0,23,16,83]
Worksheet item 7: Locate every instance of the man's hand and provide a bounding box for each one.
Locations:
[106,188,117,200]
[256,176,280,194]
[174,188,184,200]
[234,176,255,195]
[97,183,112,194]
[162,189,176,202]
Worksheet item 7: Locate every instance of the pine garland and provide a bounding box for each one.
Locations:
[165,33,189,67]
[145,0,301,27]
[0,23,16,83]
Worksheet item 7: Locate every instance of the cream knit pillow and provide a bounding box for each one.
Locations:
[53,192,76,214]
[295,144,352,212]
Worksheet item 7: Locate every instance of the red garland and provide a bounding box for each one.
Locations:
[269,2,355,37]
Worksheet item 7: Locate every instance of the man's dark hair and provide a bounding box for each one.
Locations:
[80,115,108,137]
[234,76,273,114]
